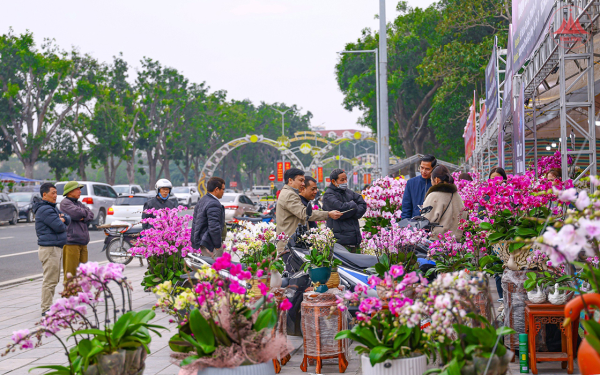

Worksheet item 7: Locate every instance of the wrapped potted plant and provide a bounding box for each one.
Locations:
[231,221,285,290]
[2,262,165,375]
[300,225,341,292]
[335,266,430,375]
[155,253,292,374]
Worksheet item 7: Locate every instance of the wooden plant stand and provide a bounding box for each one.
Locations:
[525,301,578,374]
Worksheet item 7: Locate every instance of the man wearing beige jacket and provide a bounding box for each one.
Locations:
[276,168,342,253]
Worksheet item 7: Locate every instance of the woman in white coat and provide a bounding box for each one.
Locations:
[422,165,465,240]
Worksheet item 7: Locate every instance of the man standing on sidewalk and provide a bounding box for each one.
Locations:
[33,182,71,315]
[191,177,226,259]
[60,181,94,283]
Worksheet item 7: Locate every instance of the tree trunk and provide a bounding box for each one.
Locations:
[162,158,171,181]
[126,158,135,184]
[78,156,87,180]
[147,150,158,188]
[103,163,110,184]
[23,161,35,180]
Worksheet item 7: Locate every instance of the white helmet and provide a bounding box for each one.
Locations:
[155,179,173,194]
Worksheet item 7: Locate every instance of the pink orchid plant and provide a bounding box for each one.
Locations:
[155,253,292,371]
[131,206,200,289]
[362,176,407,235]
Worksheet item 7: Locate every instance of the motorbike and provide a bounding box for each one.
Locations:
[99,222,144,266]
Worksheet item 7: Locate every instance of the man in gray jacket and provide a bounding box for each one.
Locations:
[60,181,94,282]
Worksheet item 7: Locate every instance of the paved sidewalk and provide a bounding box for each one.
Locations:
[0,263,580,375]
[0,264,360,375]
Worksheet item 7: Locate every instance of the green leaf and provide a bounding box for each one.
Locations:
[189,309,215,350]
[71,328,107,338]
[496,326,517,336]
[479,222,493,230]
[369,346,392,366]
[111,311,133,344]
[254,308,278,332]
[479,255,494,267]
[180,355,200,367]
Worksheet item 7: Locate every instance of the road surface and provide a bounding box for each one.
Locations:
[0,208,195,283]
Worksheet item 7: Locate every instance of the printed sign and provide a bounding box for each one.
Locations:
[512,83,526,175]
[230,181,237,188]
[317,167,323,183]
[277,162,283,182]
[485,37,499,126]
[480,103,487,136]
[501,24,514,127]
[269,174,275,182]
[363,174,372,185]
[512,0,554,71]
[353,172,358,185]
[464,91,477,162]
[284,162,291,171]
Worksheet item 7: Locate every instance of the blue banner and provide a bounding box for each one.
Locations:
[512,0,554,71]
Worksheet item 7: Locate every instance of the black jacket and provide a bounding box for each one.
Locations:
[33,200,72,247]
[191,194,225,252]
[322,184,367,246]
[299,195,317,230]
[60,197,95,245]
[141,195,178,230]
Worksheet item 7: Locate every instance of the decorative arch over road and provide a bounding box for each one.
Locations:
[197,134,305,196]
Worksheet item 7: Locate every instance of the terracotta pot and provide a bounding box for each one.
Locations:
[565,293,600,375]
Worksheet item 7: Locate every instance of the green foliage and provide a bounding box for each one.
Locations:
[480,207,551,249]
[301,247,342,271]
[142,255,186,289]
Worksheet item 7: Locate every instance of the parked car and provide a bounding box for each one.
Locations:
[252,186,271,196]
[112,184,145,196]
[219,193,257,223]
[8,192,42,222]
[55,181,119,229]
[0,193,18,225]
[106,193,179,226]
[172,186,200,208]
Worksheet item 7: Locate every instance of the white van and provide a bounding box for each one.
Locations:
[252,186,271,196]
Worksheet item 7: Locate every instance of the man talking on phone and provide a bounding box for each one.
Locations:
[322,169,367,253]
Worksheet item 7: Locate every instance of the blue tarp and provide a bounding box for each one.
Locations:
[0,172,41,182]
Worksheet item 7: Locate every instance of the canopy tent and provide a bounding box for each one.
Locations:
[0,172,41,183]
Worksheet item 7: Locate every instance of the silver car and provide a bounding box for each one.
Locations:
[219,193,257,223]
[56,181,118,229]
[112,184,145,196]
[172,186,200,208]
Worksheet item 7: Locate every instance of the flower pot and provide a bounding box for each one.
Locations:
[84,350,126,375]
[527,285,547,304]
[196,361,276,375]
[360,354,426,375]
[124,346,147,374]
[473,354,500,375]
[308,267,331,285]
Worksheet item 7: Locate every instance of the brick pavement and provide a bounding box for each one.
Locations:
[0,263,580,375]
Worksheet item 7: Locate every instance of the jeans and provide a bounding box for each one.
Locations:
[38,246,62,312]
[495,274,503,299]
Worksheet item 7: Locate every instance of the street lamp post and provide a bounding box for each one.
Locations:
[270,106,291,174]
[338,49,380,177]
[379,0,390,177]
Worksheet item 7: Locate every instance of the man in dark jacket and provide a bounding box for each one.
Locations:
[60,181,95,283]
[142,178,178,230]
[401,154,435,220]
[322,169,367,252]
[299,176,319,229]
[33,182,71,315]
[191,177,226,258]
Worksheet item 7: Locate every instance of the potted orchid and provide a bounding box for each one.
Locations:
[154,253,292,374]
[335,265,430,374]
[231,221,286,290]
[362,176,406,235]
[132,206,198,290]
[2,262,165,375]
[300,225,341,292]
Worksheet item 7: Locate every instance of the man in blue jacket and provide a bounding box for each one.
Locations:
[401,155,436,220]
[33,182,71,315]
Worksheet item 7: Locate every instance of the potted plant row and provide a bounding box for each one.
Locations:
[3,262,166,375]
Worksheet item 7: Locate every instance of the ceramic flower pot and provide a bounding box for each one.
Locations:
[308,266,331,285]
[565,294,600,375]
[196,361,276,375]
[360,354,426,375]
[527,285,547,304]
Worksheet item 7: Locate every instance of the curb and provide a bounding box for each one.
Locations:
[0,260,110,290]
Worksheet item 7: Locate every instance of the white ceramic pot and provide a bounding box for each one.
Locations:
[196,362,275,375]
[361,354,427,375]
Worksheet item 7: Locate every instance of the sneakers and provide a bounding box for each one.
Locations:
[41,310,48,317]
[497,298,504,302]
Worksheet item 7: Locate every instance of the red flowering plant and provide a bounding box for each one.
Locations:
[362,176,407,235]
[131,206,198,289]
[154,253,292,371]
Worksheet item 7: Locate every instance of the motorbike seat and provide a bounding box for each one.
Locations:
[124,227,143,235]
[333,243,378,269]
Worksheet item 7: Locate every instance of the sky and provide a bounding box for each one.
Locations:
[2,0,437,131]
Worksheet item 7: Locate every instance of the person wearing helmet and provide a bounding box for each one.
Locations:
[141,179,178,230]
